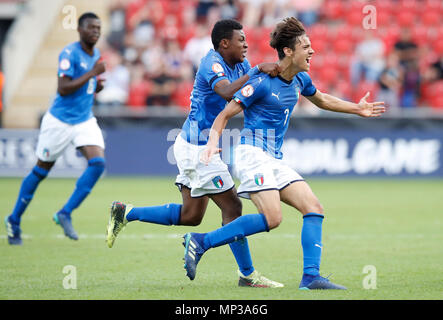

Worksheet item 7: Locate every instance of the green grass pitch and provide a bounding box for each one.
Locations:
[1,176,442,300]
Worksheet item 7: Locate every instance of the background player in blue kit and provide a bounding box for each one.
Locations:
[106,19,283,287]
[5,12,106,244]
[185,17,386,289]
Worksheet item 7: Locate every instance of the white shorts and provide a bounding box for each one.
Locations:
[233,144,304,199]
[174,134,235,198]
[36,112,105,162]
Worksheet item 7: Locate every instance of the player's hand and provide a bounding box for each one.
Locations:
[92,58,106,76]
[96,78,105,93]
[357,92,386,117]
[258,63,281,77]
[200,145,221,166]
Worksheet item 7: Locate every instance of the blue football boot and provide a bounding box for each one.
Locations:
[299,274,347,290]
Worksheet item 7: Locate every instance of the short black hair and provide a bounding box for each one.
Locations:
[211,19,243,50]
[270,17,306,60]
[78,12,99,27]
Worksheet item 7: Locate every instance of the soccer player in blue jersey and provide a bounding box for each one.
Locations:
[106,19,283,287]
[5,12,106,244]
[184,17,386,289]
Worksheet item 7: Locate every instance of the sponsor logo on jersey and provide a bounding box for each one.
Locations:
[59,58,71,70]
[212,63,224,73]
[241,84,254,97]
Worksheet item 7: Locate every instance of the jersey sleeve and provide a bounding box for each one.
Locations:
[242,58,252,73]
[232,74,268,109]
[200,56,229,90]
[57,47,76,78]
[297,72,317,96]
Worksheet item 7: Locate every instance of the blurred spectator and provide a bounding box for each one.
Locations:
[401,59,421,108]
[196,0,218,22]
[107,0,130,53]
[218,0,239,20]
[239,0,267,27]
[146,61,177,106]
[164,40,186,78]
[377,52,404,112]
[127,63,151,108]
[141,39,165,75]
[96,50,131,107]
[424,56,443,82]
[0,63,3,113]
[262,0,296,27]
[394,28,421,108]
[183,23,213,73]
[172,62,195,111]
[394,28,418,66]
[292,0,323,27]
[350,30,386,85]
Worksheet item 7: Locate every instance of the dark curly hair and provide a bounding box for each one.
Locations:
[211,19,243,50]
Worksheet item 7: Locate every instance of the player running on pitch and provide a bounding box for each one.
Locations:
[5,12,106,244]
[106,19,283,287]
[184,17,386,289]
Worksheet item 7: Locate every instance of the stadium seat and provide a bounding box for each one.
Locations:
[433,41,443,55]
[396,11,416,27]
[346,10,363,27]
[334,38,354,55]
[319,66,338,85]
[421,11,441,27]
[320,0,344,20]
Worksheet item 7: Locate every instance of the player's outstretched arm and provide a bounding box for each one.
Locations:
[200,100,243,165]
[58,59,106,96]
[306,90,386,118]
[214,63,280,101]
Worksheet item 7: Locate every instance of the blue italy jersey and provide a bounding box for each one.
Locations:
[181,49,251,145]
[49,41,100,124]
[233,72,316,159]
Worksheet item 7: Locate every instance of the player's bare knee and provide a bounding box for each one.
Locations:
[179,208,204,226]
[302,201,324,215]
[264,210,282,230]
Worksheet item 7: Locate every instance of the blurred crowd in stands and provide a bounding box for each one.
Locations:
[95,0,443,113]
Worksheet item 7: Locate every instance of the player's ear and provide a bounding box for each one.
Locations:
[219,38,229,49]
[283,47,293,57]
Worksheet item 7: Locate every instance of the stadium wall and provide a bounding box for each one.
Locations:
[1,115,442,178]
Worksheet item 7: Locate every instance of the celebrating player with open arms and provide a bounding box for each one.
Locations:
[106,19,284,288]
[5,12,106,244]
[184,17,386,289]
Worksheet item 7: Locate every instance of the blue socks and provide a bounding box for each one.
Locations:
[229,238,254,276]
[58,157,105,217]
[301,212,324,276]
[9,166,49,224]
[126,203,182,225]
[202,213,269,250]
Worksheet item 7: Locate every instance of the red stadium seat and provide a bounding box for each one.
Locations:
[412,24,430,46]
[307,23,328,41]
[346,10,363,27]
[321,0,344,20]
[421,11,441,27]
[425,0,442,12]
[396,11,416,27]
[319,66,338,85]
[334,38,354,55]
[374,0,394,15]
[433,40,443,55]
